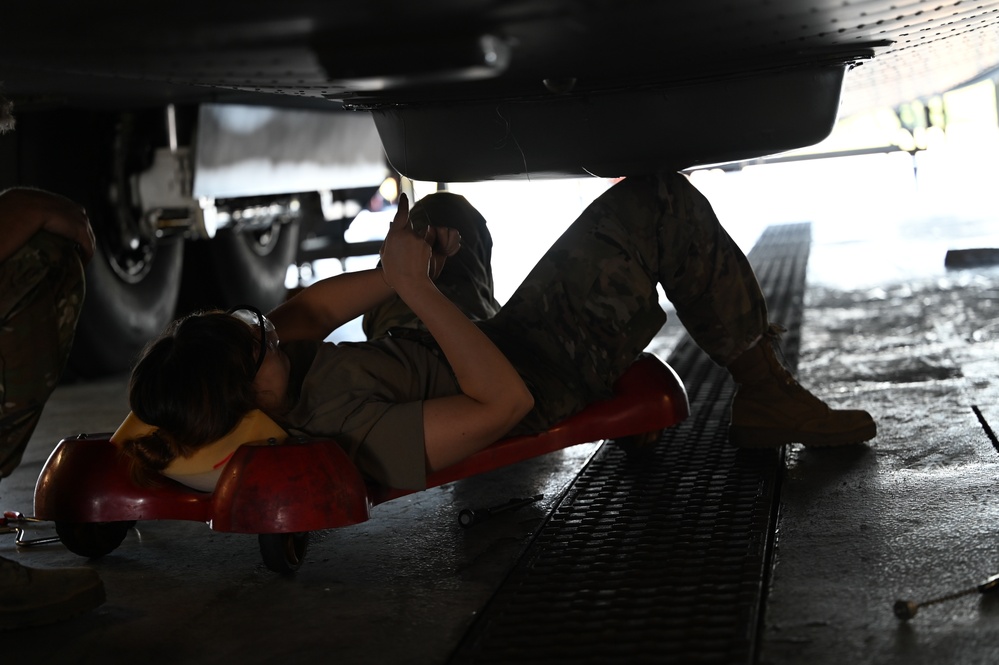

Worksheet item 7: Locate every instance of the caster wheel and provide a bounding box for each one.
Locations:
[258,532,310,574]
[616,429,664,460]
[55,521,131,558]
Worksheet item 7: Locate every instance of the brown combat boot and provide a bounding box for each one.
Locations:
[0,555,105,630]
[727,325,876,448]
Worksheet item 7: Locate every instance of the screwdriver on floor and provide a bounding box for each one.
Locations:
[458,494,543,528]
[894,573,999,619]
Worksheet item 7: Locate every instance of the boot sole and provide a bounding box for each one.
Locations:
[729,421,877,449]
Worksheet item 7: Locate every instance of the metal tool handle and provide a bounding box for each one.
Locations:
[458,494,543,528]
[1,510,62,546]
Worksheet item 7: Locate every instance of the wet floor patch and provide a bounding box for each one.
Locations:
[762,267,999,665]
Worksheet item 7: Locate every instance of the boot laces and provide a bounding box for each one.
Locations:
[764,323,805,389]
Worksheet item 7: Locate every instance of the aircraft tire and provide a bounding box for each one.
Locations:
[177,219,298,316]
[68,232,183,377]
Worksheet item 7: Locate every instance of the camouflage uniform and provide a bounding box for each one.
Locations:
[0,233,85,479]
[368,171,769,430]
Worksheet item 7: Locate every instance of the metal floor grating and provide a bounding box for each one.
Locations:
[449,223,813,665]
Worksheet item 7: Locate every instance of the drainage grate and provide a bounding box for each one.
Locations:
[449,223,812,665]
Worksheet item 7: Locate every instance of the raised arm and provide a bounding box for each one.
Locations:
[267,267,396,342]
[268,202,463,342]
[380,195,534,472]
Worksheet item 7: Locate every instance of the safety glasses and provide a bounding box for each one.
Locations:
[228,305,277,376]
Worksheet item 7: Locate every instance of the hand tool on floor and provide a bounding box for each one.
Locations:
[1,510,62,546]
[894,573,999,620]
[458,494,543,528]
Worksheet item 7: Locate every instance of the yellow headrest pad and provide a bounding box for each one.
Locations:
[110,409,289,474]
[110,411,157,443]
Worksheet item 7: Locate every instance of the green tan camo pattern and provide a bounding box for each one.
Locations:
[0,233,84,478]
[366,172,768,433]
[482,171,768,428]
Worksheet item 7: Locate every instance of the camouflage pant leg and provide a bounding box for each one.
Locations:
[487,171,768,428]
[362,192,501,339]
[653,171,769,362]
[0,233,85,479]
